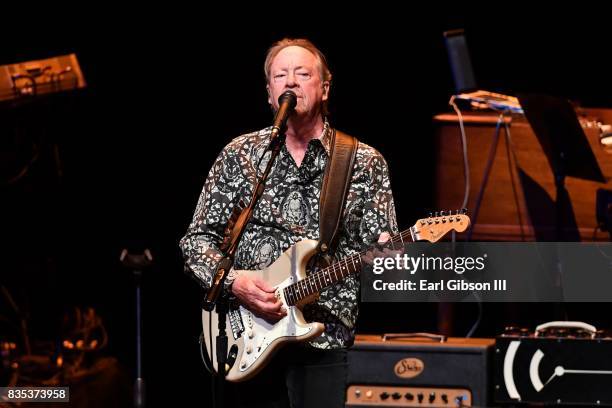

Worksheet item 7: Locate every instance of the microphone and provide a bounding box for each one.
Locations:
[270,90,297,141]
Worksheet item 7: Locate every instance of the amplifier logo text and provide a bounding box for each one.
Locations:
[394,358,424,378]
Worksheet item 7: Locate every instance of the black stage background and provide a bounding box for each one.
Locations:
[1,8,611,406]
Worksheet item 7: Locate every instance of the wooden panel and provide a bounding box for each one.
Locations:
[434,109,612,241]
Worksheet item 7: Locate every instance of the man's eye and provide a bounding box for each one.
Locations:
[297,72,311,79]
[274,74,286,80]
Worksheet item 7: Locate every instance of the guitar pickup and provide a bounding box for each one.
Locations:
[229,307,245,340]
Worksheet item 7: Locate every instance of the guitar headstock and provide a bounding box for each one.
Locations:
[412,209,471,243]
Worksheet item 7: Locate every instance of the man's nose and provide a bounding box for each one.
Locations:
[286,72,297,87]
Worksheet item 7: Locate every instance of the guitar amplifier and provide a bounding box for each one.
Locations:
[346,334,494,407]
[494,321,612,406]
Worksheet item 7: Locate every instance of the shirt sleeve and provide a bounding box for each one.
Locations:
[359,148,399,247]
[179,145,242,291]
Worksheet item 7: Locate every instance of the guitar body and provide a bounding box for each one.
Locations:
[202,239,325,382]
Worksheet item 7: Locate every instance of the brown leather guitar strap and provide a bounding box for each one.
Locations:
[317,129,358,256]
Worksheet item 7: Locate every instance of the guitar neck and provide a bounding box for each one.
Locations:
[282,227,416,306]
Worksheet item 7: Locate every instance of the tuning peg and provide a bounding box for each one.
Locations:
[434,211,439,217]
[428,212,433,218]
[461,208,468,214]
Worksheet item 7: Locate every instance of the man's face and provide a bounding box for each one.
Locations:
[267,46,329,117]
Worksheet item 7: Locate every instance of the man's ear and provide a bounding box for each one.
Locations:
[322,81,330,101]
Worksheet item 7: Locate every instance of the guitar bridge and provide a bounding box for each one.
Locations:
[229,304,245,340]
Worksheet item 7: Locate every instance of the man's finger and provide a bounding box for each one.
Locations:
[253,277,276,293]
[376,247,388,257]
[253,299,281,313]
[378,232,391,243]
[253,289,276,303]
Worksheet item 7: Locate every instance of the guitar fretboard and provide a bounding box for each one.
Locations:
[283,227,416,306]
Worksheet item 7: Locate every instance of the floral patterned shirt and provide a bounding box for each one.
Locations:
[179,122,398,349]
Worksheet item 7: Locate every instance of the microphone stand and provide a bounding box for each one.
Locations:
[119,249,153,408]
[204,133,285,408]
[203,90,296,311]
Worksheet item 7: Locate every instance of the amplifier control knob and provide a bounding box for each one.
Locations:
[354,389,361,398]
[417,393,424,403]
[392,392,401,400]
[405,392,414,401]
[380,392,389,400]
[441,394,448,404]
[429,392,436,403]
[365,390,373,399]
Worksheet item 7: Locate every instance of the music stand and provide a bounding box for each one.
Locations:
[518,93,605,241]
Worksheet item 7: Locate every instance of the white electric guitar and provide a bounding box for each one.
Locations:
[202,211,470,382]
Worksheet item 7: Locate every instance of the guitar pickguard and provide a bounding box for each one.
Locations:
[236,282,315,373]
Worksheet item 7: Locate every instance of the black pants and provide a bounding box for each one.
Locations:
[225,344,348,408]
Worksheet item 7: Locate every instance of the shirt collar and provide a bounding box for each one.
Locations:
[267,119,333,156]
[318,120,333,156]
